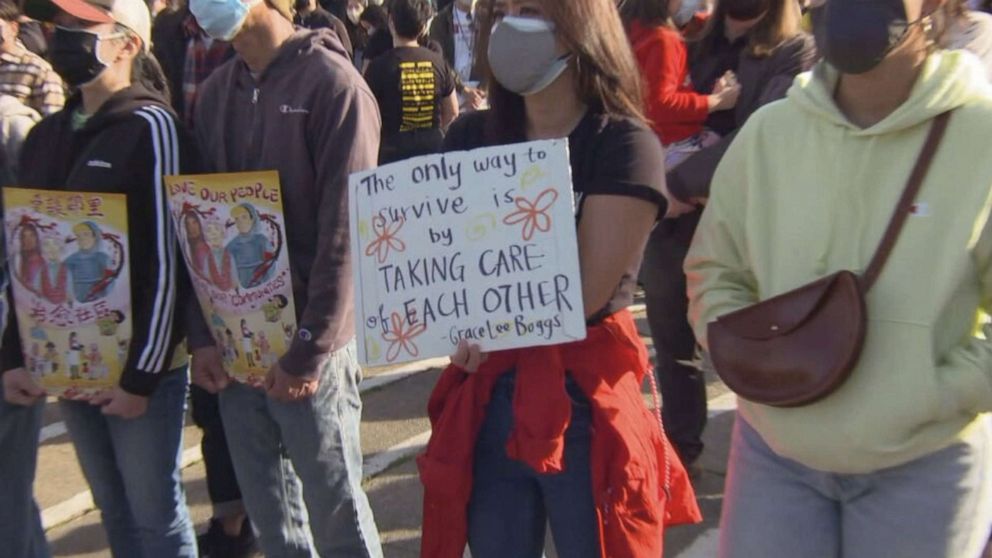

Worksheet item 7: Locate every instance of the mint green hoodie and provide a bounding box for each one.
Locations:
[686,50,992,473]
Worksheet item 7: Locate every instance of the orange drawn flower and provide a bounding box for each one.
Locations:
[502,188,559,241]
[382,312,428,362]
[364,216,406,264]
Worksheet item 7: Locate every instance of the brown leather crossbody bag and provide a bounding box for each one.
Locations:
[707,112,951,408]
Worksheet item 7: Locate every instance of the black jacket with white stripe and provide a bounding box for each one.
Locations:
[2,85,198,396]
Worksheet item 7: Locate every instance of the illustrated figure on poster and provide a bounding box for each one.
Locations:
[15,223,45,291]
[64,221,122,303]
[87,344,107,380]
[257,331,276,368]
[282,322,294,344]
[40,235,68,304]
[183,211,213,282]
[98,310,126,336]
[116,337,128,367]
[43,341,59,376]
[67,332,83,379]
[262,294,289,322]
[226,203,278,289]
[240,318,256,367]
[224,329,239,360]
[177,203,236,291]
[28,343,41,375]
[204,219,235,291]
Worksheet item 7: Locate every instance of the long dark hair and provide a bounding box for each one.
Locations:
[693,0,801,59]
[477,0,646,142]
[618,0,672,29]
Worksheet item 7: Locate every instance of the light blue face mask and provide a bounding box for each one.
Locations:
[190,0,259,41]
[671,0,703,27]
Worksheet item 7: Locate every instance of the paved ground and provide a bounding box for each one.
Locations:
[37,307,737,557]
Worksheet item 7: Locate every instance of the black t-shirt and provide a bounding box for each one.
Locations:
[443,110,667,321]
[691,33,747,136]
[365,46,455,162]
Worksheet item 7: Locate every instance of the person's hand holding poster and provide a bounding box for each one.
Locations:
[164,171,297,386]
[4,188,131,397]
[349,139,585,367]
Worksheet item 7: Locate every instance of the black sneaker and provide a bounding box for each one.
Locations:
[198,518,258,558]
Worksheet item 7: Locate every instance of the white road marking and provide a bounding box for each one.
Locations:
[363,430,432,479]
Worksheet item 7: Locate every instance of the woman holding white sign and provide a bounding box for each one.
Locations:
[416,0,700,557]
[1,0,201,555]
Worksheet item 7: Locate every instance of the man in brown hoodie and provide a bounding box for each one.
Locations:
[185,0,384,554]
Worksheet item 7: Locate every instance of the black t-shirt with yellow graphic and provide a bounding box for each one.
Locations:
[364,45,456,163]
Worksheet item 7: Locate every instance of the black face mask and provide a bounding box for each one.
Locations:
[723,0,770,21]
[50,27,109,87]
[810,0,920,75]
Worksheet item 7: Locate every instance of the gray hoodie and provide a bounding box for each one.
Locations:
[193,28,381,376]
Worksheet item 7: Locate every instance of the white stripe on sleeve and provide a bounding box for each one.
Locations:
[134,107,178,373]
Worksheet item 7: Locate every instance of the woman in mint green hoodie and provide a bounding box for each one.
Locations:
[687,0,992,556]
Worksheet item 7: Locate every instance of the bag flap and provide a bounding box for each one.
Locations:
[714,271,861,340]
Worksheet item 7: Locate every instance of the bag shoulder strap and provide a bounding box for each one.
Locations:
[861,111,951,291]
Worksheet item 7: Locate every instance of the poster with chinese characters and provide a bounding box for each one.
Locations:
[349,139,586,367]
[164,171,297,386]
[4,188,131,397]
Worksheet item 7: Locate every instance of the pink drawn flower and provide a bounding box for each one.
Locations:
[382,312,427,362]
[502,188,559,241]
[364,216,406,264]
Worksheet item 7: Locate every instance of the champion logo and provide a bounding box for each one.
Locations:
[86,159,113,169]
[280,105,310,114]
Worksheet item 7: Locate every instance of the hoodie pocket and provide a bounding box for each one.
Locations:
[858,319,948,437]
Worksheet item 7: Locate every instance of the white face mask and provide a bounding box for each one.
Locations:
[487,16,571,96]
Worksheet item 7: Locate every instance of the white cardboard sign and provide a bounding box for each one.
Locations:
[349,139,586,367]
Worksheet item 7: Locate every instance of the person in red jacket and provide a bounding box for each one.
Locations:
[622,0,740,169]
[417,0,701,557]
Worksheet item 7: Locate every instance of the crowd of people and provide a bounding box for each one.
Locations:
[0,0,991,556]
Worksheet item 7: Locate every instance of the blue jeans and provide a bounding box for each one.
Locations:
[467,373,600,558]
[218,341,382,558]
[719,414,992,558]
[60,368,197,558]
[0,385,50,558]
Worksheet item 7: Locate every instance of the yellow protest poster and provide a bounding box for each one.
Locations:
[4,188,131,397]
[164,171,297,386]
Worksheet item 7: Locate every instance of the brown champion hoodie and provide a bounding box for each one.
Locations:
[191,28,381,377]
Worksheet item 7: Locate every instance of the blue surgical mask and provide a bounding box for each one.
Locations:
[672,0,702,27]
[190,0,259,41]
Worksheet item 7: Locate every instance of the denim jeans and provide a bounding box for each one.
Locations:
[218,341,382,558]
[60,368,197,558]
[0,385,50,558]
[467,373,600,558]
[720,414,992,558]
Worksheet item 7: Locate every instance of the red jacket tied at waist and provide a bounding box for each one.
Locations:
[417,310,702,558]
